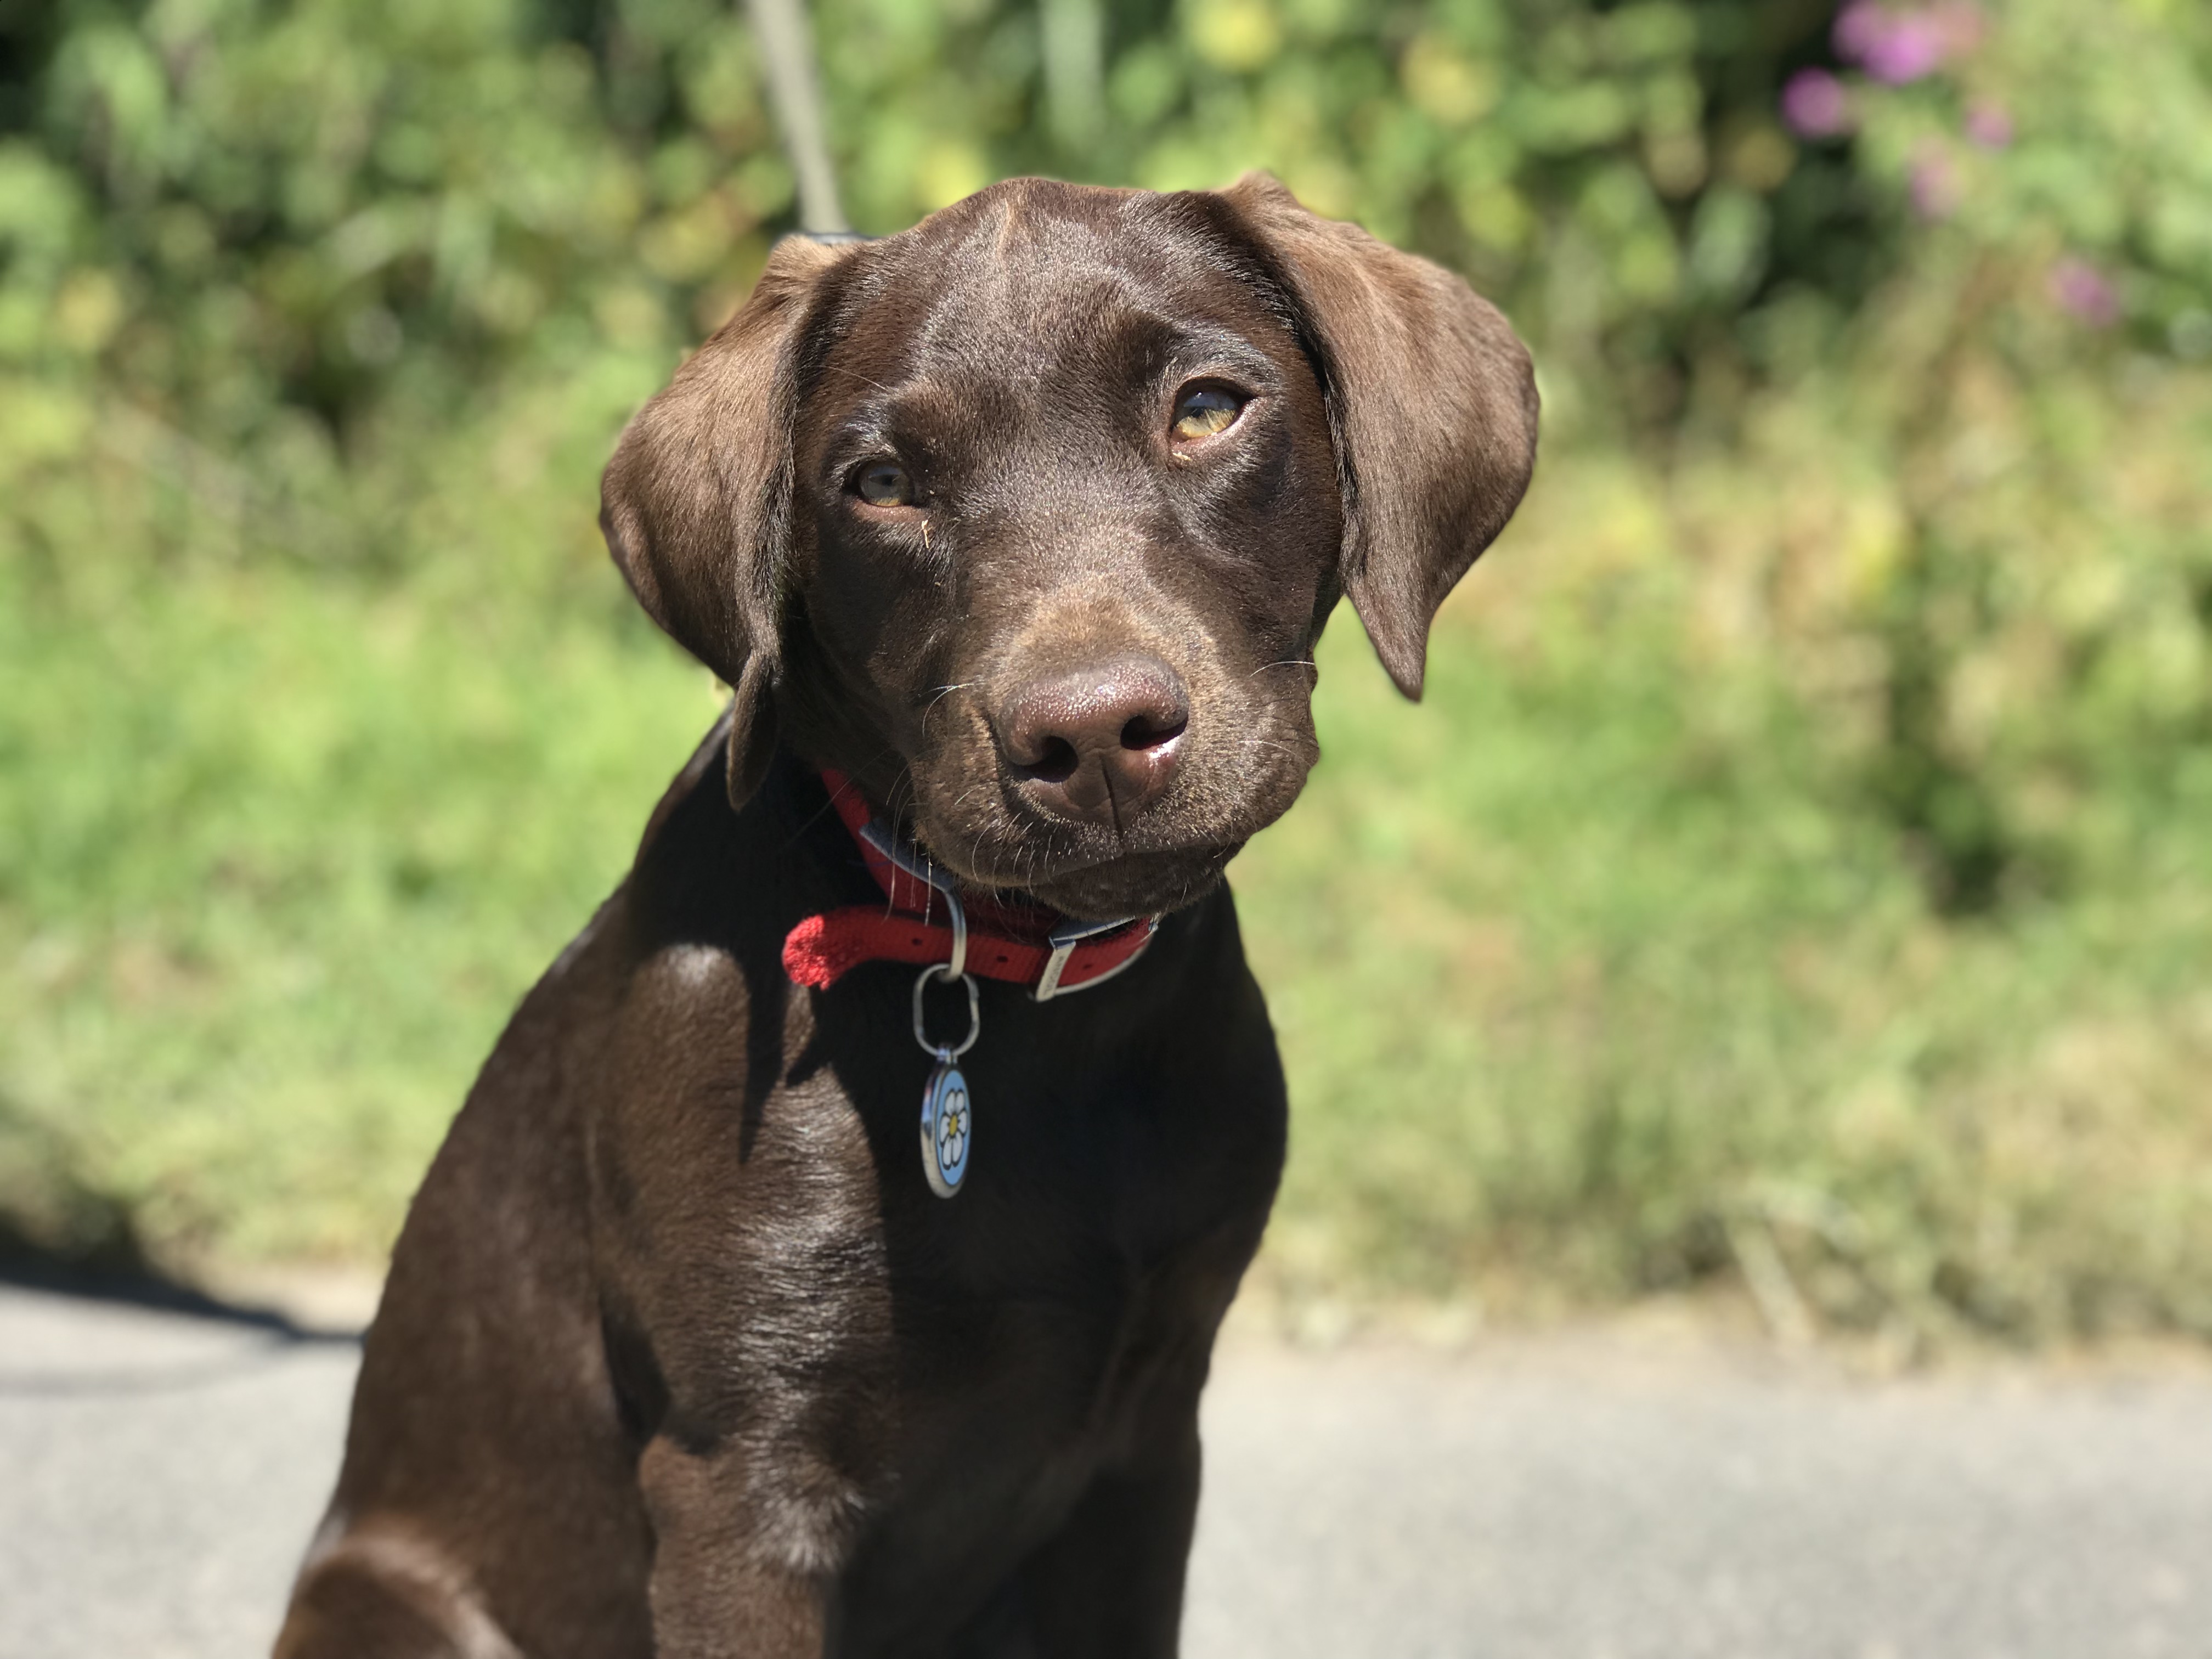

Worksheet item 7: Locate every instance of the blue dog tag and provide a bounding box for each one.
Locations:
[920,1054,971,1198]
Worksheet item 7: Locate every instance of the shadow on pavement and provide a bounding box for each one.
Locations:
[0,1255,361,1398]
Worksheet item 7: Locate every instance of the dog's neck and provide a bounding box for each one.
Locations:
[780,769,1159,1001]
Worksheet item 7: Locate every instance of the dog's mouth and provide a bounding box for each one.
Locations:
[915,829,1246,923]
[1018,843,1244,921]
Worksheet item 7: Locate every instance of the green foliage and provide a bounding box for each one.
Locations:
[1247,460,2212,1347]
[0,542,716,1258]
[3,0,2210,1343]
[1790,0,2212,911]
[0,0,1865,461]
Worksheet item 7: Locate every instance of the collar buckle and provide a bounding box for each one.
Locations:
[1034,914,1156,1001]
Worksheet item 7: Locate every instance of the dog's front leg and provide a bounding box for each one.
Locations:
[637,1434,850,1659]
[1014,1410,1204,1659]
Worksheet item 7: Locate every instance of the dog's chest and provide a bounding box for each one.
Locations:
[832,1214,1231,1635]
[798,1049,1271,1632]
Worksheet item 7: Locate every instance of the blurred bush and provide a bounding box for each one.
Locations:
[3,0,2209,1343]
[0,0,1891,520]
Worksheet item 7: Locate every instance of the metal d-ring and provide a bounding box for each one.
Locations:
[912,962,980,1060]
[939,884,969,980]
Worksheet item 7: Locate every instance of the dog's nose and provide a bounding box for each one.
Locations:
[998,657,1189,826]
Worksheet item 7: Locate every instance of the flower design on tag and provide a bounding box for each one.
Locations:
[936,1084,969,1172]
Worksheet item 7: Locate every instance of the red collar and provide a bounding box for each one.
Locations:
[780,771,1159,999]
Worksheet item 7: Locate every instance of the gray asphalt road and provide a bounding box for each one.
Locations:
[3,1280,2209,1659]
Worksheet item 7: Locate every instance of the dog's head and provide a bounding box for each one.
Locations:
[601,174,1536,920]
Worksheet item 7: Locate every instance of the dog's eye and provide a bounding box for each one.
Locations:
[1170,387,1244,443]
[855,461,915,506]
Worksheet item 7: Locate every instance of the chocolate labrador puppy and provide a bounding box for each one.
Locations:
[276,173,1534,1659]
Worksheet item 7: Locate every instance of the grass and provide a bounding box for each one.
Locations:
[1248,601,2212,1346]
[4,449,2210,1347]
[0,545,717,1259]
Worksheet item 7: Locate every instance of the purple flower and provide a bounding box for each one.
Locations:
[1963,101,2013,148]
[1834,3,1980,86]
[1833,2,1878,59]
[1909,149,1960,219]
[1867,16,1943,82]
[2049,257,2120,328]
[1781,68,1854,139]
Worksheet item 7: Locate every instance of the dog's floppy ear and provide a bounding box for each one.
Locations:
[1217,172,1538,699]
[600,234,857,807]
